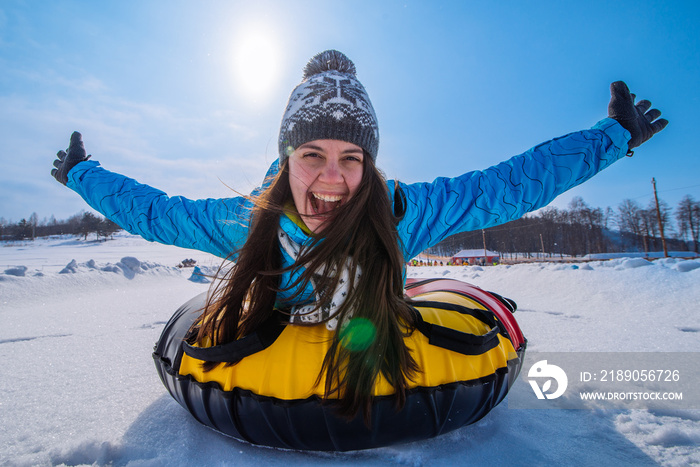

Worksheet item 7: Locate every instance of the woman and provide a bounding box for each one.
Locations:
[51,50,667,421]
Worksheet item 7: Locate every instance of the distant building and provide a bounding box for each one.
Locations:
[451,249,500,265]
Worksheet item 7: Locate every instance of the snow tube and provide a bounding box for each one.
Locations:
[153,278,526,451]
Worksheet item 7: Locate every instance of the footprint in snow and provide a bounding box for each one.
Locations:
[138,321,168,330]
[516,309,581,318]
[0,333,72,344]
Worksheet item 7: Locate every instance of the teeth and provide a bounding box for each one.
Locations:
[312,193,342,202]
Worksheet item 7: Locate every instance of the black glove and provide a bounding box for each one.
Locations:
[52,131,91,185]
[607,81,668,152]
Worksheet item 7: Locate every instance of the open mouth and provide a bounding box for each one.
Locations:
[309,192,343,216]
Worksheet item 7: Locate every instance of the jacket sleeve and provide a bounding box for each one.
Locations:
[394,118,631,260]
[66,160,280,259]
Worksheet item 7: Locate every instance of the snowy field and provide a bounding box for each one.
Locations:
[1,232,699,466]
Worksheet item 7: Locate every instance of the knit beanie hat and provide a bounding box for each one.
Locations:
[278,50,379,163]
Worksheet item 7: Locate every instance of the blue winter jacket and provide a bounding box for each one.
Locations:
[67,118,629,304]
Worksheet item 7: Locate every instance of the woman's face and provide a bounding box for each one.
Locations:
[288,139,364,233]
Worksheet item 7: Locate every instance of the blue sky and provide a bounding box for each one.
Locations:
[1,0,699,224]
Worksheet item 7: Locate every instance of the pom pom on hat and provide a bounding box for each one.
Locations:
[302,50,357,79]
[278,50,379,162]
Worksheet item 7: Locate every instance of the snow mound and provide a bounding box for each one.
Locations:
[615,411,700,465]
[620,258,653,269]
[54,257,176,280]
[3,265,28,276]
[189,265,212,283]
[59,259,79,274]
[675,260,700,273]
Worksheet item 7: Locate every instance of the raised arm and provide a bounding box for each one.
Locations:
[51,132,274,258]
[395,82,668,260]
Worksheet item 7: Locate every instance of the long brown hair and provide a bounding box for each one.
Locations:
[194,154,418,422]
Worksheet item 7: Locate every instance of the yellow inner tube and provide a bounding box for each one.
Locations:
[179,290,517,400]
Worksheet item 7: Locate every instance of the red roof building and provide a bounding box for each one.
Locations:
[451,249,500,265]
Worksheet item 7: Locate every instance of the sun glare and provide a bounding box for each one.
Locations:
[232,24,281,104]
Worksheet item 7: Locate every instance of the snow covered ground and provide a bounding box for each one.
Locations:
[1,232,699,466]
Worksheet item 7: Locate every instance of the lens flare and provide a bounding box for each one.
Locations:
[339,317,376,352]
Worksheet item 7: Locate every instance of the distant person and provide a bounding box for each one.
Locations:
[51,50,667,419]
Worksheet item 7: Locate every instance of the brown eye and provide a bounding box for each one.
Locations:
[344,153,363,162]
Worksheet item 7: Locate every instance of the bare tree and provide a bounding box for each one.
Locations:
[676,195,700,253]
[603,207,615,230]
[567,197,605,254]
[28,212,39,240]
[617,199,645,252]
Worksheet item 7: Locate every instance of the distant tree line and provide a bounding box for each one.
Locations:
[427,194,700,258]
[0,211,122,241]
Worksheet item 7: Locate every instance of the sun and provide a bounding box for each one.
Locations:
[232,24,282,103]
